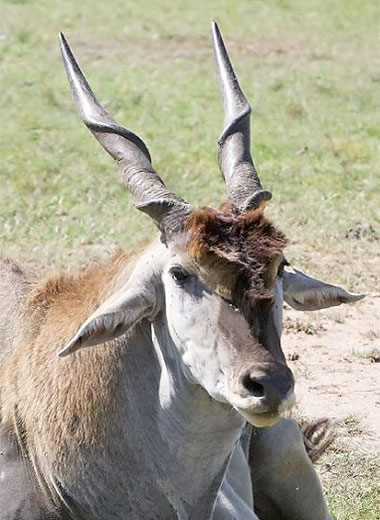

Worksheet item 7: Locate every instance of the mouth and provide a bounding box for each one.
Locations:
[231,390,296,428]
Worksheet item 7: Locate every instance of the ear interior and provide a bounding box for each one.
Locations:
[283,266,365,311]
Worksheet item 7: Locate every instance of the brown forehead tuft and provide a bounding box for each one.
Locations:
[184,204,287,303]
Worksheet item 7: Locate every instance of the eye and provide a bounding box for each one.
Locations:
[277,258,289,278]
[169,266,191,284]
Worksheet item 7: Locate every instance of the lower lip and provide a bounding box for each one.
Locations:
[238,409,281,428]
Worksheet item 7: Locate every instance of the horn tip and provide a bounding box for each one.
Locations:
[58,31,67,47]
[58,31,72,60]
[211,20,221,39]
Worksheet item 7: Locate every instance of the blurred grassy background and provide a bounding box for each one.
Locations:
[0,1,379,517]
[1,0,379,287]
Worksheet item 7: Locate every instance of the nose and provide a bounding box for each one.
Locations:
[240,363,294,411]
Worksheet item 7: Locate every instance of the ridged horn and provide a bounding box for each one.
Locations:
[59,32,191,231]
[211,21,272,211]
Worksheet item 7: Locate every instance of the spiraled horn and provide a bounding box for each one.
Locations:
[59,32,191,231]
[211,21,272,211]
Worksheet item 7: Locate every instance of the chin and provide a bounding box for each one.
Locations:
[238,409,281,428]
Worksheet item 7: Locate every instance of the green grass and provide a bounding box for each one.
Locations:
[1,0,379,280]
[1,1,379,517]
[318,419,380,520]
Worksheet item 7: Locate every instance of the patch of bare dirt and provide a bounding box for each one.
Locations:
[283,294,380,450]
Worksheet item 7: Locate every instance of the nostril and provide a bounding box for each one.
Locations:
[242,374,265,398]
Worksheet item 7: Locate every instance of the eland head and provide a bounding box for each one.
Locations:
[57,22,363,430]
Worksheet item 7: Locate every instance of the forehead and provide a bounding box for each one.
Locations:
[170,205,287,300]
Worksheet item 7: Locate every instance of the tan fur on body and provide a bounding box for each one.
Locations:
[0,250,139,502]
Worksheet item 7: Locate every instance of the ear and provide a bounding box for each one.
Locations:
[57,282,156,357]
[282,266,365,311]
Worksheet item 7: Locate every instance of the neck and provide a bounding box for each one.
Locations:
[146,312,245,518]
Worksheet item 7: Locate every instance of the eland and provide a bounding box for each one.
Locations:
[0,22,363,520]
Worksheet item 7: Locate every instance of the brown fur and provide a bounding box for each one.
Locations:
[24,250,136,341]
[0,249,139,487]
[185,204,287,323]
